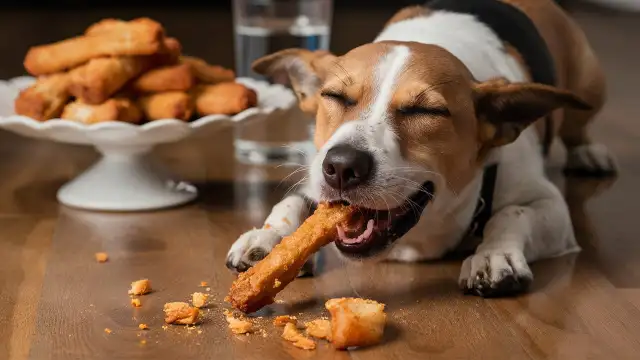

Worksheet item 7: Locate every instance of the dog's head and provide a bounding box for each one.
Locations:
[254,42,590,259]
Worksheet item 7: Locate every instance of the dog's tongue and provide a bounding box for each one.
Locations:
[337,219,375,244]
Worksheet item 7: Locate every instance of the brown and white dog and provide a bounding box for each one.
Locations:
[226,0,617,297]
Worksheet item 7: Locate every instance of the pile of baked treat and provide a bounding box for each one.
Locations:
[14,18,258,124]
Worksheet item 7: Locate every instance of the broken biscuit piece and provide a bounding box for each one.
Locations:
[282,323,316,350]
[94,252,109,263]
[305,319,332,341]
[192,292,209,308]
[224,309,253,335]
[128,279,152,296]
[273,315,297,327]
[325,298,386,350]
[163,302,199,325]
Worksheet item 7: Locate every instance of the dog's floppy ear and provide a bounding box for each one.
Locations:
[474,78,592,147]
[252,48,337,115]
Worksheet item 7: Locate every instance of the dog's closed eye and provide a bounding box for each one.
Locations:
[397,105,450,117]
[321,91,357,107]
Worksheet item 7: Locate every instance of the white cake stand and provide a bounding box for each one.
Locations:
[0,76,296,211]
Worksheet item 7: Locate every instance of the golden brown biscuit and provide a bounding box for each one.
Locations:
[84,17,164,37]
[282,323,316,350]
[181,56,235,84]
[191,292,208,308]
[61,98,142,124]
[68,56,155,104]
[305,319,332,341]
[132,63,195,93]
[138,91,193,121]
[325,298,386,350]
[24,21,163,75]
[194,83,257,116]
[163,302,199,325]
[14,73,71,121]
[225,203,355,313]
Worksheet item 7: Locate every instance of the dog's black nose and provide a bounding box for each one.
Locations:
[322,144,373,191]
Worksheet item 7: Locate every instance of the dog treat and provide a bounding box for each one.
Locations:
[94,252,109,263]
[325,298,386,349]
[131,298,142,307]
[164,302,199,325]
[226,203,355,313]
[24,21,164,75]
[181,56,235,84]
[61,98,142,124]
[69,56,155,104]
[138,91,193,121]
[192,292,208,308]
[85,17,164,37]
[132,63,195,93]
[273,315,297,327]
[224,309,254,334]
[194,83,257,116]
[282,323,316,350]
[14,73,71,121]
[305,319,332,341]
[128,279,152,296]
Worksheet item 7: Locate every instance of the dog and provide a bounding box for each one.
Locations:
[226,0,617,297]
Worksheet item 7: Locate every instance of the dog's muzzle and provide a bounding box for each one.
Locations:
[333,181,435,258]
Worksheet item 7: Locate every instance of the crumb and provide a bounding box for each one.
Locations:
[325,297,386,349]
[95,252,108,263]
[138,323,149,330]
[192,292,209,308]
[305,319,331,340]
[273,315,297,327]
[264,223,272,229]
[273,279,281,289]
[282,217,291,225]
[224,310,254,335]
[197,330,202,334]
[275,299,285,304]
[163,302,199,325]
[282,323,316,350]
[131,298,141,307]
[140,340,147,345]
[162,325,168,330]
[206,287,211,292]
[128,279,151,295]
[200,281,208,287]
[104,328,112,334]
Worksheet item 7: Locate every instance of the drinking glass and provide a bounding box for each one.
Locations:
[232,0,333,165]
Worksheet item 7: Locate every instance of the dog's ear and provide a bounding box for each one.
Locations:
[474,78,592,147]
[252,48,337,115]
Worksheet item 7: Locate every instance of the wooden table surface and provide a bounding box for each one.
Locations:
[1,4,640,360]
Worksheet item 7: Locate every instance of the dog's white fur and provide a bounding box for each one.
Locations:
[227,11,597,293]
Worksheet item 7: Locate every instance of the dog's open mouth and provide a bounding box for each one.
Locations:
[334,181,435,258]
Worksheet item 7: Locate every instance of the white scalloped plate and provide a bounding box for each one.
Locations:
[0,76,297,146]
[0,76,297,212]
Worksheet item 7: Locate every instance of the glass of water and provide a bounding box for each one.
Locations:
[233,0,333,165]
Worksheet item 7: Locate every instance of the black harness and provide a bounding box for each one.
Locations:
[425,0,557,237]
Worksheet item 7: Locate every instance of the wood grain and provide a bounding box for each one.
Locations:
[0,4,640,360]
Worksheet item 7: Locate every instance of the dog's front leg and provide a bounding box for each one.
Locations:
[226,192,315,276]
[458,192,579,297]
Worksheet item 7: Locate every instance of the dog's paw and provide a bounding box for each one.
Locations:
[226,228,281,273]
[225,228,316,277]
[565,143,618,176]
[458,250,533,297]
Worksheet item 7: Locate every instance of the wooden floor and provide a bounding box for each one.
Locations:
[1,3,640,360]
